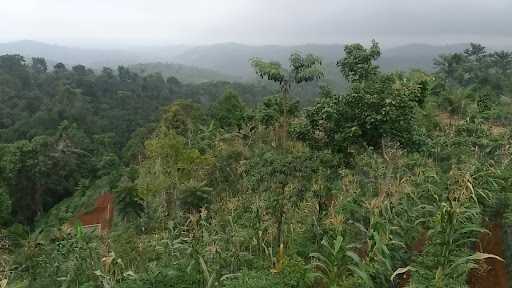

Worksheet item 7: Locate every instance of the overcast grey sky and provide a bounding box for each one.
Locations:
[1,0,511,47]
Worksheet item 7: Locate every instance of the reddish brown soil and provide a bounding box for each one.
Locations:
[397,230,428,287]
[397,271,411,288]
[394,223,509,288]
[72,193,114,233]
[468,223,508,288]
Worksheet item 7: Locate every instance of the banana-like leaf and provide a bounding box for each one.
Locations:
[349,265,374,288]
[391,266,416,281]
[447,252,504,273]
[199,255,210,282]
[206,272,216,288]
[346,251,362,264]
[220,273,240,281]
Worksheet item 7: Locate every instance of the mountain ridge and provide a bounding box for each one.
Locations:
[0,40,481,82]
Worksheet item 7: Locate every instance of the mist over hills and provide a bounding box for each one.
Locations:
[129,62,241,83]
[170,42,472,80]
[0,40,140,67]
[0,40,191,67]
[0,40,476,84]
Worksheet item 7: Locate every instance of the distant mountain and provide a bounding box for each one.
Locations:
[378,43,469,72]
[0,40,139,67]
[0,40,476,85]
[171,43,346,80]
[0,41,231,84]
[171,42,471,79]
[129,62,240,83]
[0,40,190,67]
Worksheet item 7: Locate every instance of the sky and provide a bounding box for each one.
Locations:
[1,0,511,48]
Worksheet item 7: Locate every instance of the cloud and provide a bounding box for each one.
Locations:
[0,0,511,46]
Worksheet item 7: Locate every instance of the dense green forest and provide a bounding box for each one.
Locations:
[1,41,512,287]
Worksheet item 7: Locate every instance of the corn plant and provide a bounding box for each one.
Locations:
[406,201,499,287]
[308,235,366,287]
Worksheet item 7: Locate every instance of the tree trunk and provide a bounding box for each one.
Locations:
[165,189,177,220]
[276,184,286,250]
[281,82,290,148]
[33,183,44,220]
[276,209,284,248]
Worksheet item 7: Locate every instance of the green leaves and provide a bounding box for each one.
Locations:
[296,42,433,155]
[256,95,300,127]
[298,72,427,153]
[447,252,503,273]
[178,181,213,213]
[251,53,324,86]
[0,187,11,226]
[250,58,286,84]
[139,127,209,185]
[209,90,247,130]
[307,234,380,288]
[434,42,512,107]
[137,126,212,219]
[0,130,87,224]
[337,40,381,83]
[289,53,324,84]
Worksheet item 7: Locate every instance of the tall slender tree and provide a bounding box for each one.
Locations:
[250,53,324,257]
[251,52,324,146]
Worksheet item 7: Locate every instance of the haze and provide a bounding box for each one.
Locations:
[1,0,511,48]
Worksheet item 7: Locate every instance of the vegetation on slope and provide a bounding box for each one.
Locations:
[1,40,512,288]
[129,62,240,84]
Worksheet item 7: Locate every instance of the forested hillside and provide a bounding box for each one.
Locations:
[0,40,476,80]
[128,62,240,83]
[170,42,470,78]
[0,41,190,67]
[1,41,512,288]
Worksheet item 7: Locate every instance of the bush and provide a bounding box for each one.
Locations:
[0,187,11,226]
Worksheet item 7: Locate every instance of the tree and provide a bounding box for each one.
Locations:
[251,52,324,146]
[209,89,246,130]
[297,42,428,154]
[249,52,323,252]
[142,73,168,99]
[0,124,89,224]
[118,66,138,83]
[256,94,300,128]
[464,43,487,60]
[0,54,26,74]
[166,76,182,94]
[1,139,60,223]
[0,54,31,88]
[31,57,48,74]
[72,65,89,76]
[137,127,211,219]
[53,62,68,75]
[337,39,381,83]
[433,43,512,106]
[160,100,205,146]
[245,148,312,253]
[491,51,512,75]
[0,186,11,226]
[434,53,469,86]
